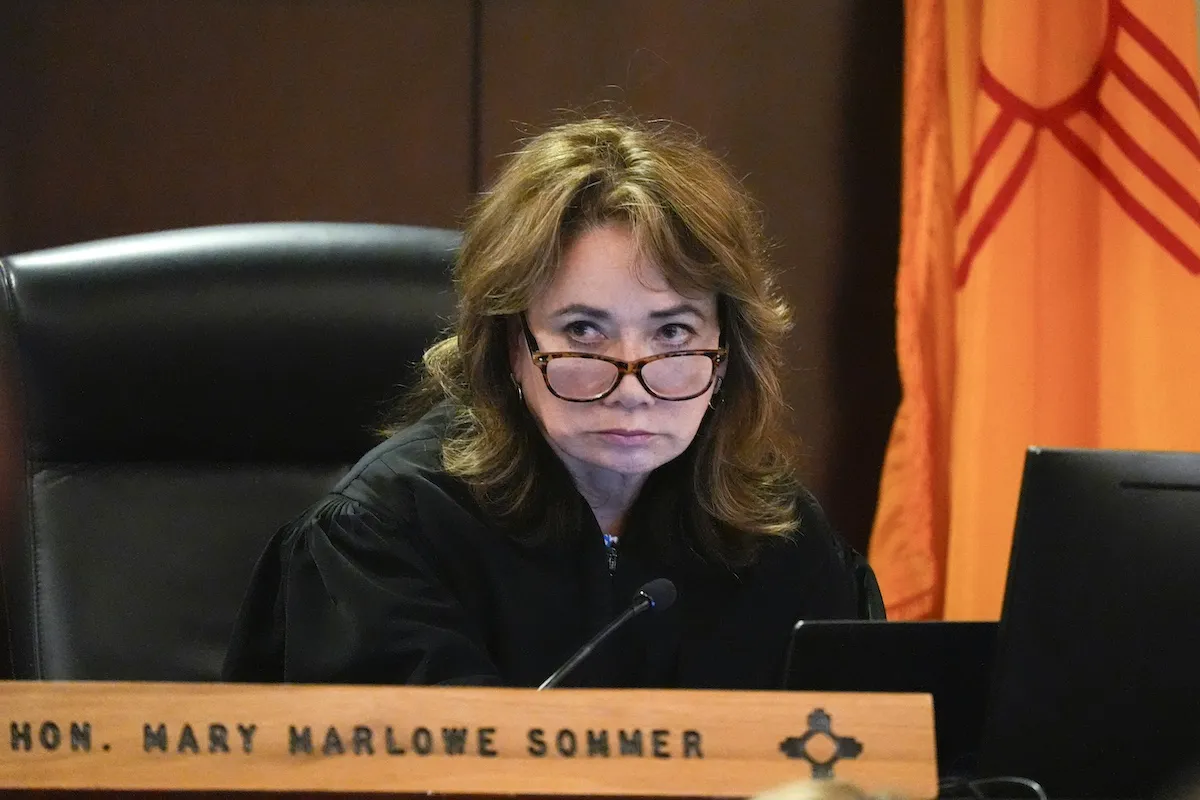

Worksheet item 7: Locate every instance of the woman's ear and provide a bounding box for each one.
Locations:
[715,298,730,381]
[711,351,728,401]
[715,342,729,382]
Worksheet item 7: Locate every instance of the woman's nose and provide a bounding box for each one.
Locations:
[603,369,655,406]
[605,351,656,406]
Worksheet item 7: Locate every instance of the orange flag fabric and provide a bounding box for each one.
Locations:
[871,0,1200,620]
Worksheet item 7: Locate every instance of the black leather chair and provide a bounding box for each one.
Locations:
[0,223,459,680]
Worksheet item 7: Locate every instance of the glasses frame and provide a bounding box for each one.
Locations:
[520,314,727,403]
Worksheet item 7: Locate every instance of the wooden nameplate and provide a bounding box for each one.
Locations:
[0,681,936,797]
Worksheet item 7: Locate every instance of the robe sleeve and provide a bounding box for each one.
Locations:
[795,488,886,621]
[222,492,502,685]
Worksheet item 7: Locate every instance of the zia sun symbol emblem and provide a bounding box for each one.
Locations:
[779,708,863,779]
[955,0,1200,286]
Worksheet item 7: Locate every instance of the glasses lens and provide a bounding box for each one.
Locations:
[641,354,715,399]
[545,357,620,400]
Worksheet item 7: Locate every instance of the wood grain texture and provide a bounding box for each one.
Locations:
[1,0,475,252]
[0,682,936,798]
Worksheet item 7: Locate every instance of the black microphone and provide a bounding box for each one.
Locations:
[537,578,678,690]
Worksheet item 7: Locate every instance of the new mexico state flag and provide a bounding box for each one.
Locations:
[871,0,1200,620]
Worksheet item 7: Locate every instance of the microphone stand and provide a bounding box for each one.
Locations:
[537,596,650,690]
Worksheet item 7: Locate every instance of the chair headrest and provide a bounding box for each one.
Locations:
[0,223,460,462]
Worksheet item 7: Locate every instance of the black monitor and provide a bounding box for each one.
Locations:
[979,447,1200,799]
[784,620,997,778]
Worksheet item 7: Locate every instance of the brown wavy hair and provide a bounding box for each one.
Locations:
[396,116,799,566]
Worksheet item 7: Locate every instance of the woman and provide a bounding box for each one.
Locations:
[223,116,883,689]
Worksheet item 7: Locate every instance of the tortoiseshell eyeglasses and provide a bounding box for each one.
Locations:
[521,314,726,402]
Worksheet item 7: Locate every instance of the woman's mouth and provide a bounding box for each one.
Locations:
[595,429,657,445]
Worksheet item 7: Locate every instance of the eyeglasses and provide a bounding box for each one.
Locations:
[521,314,726,402]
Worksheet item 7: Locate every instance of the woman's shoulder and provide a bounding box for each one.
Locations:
[791,488,851,562]
[740,488,845,572]
[263,403,480,569]
[323,402,464,524]
[744,489,854,581]
[781,487,885,620]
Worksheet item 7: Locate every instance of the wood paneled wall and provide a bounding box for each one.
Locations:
[0,0,901,553]
[1,0,476,250]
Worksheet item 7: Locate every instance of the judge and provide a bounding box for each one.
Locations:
[223,116,883,688]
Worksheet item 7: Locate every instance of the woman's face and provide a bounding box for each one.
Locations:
[510,223,724,479]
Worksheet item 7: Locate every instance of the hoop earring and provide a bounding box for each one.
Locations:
[708,376,723,409]
[510,373,524,404]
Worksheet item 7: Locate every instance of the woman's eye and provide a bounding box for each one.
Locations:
[563,320,602,343]
[659,323,696,343]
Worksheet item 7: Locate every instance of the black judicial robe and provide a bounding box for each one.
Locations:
[223,403,869,689]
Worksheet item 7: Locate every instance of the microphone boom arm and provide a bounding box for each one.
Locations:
[537,596,651,690]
